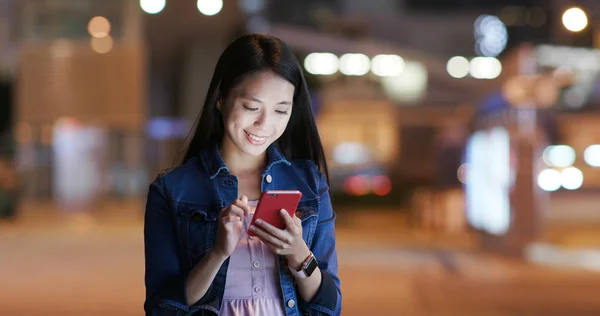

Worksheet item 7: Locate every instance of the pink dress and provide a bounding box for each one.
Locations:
[220,200,286,315]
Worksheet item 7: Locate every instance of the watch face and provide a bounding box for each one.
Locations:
[304,256,318,277]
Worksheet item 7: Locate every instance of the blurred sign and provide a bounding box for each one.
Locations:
[536,45,600,71]
[52,120,107,209]
[464,126,515,235]
[17,42,146,129]
[534,44,600,109]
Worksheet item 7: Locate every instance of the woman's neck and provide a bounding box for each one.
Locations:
[219,139,266,176]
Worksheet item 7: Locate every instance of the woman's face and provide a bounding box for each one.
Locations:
[220,71,295,157]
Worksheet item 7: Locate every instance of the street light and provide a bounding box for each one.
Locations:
[197,0,223,16]
[562,7,588,32]
[140,0,166,14]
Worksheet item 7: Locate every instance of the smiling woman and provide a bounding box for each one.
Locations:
[180,34,328,175]
[143,34,341,316]
[218,71,295,156]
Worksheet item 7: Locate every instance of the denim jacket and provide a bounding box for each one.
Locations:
[144,143,341,316]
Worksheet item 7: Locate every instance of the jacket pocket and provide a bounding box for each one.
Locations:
[178,202,219,257]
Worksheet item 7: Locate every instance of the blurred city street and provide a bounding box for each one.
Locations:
[5,1,600,315]
[3,200,600,316]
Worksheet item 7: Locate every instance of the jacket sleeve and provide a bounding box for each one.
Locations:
[300,170,342,315]
[144,173,191,315]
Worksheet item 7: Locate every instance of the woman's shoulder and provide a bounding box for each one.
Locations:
[281,159,325,198]
[154,156,212,197]
[160,156,205,180]
[286,159,322,181]
[288,158,320,173]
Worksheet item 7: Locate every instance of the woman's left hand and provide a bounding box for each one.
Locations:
[250,209,311,269]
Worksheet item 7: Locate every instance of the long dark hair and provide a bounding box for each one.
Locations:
[180,34,328,183]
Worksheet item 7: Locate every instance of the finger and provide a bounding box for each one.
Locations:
[293,215,302,226]
[229,205,245,218]
[280,209,300,236]
[249,225,292,247]
[280,209,296,230]
[232,197,251,217]
[223,205,244,220]
[260,238,289,255]
[254,219,293,243]
[222,215,242,223]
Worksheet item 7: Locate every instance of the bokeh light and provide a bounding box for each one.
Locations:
[538,169,561,192]
[304,53,339,75]
[140,0,166,14]
[447,56,470,78]
[339,53,370,76]
[562,7,588,32]
[197,0,223,16]
[560,167,584,190]
[371,54,405,77]
[87,16,111,38]
[584,145,600,167]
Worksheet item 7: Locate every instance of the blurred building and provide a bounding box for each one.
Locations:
[3,0,600,224]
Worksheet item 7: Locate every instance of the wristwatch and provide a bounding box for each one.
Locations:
[288,252,318,278]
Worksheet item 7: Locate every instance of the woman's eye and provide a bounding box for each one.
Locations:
[243,105,258,112]
[275,110,289,115]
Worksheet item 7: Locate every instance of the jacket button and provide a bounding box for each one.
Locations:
[295,211,302,218]
[287,299,295,308]
[265,174,272,183]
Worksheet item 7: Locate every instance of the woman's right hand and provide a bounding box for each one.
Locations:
[212,196,251,259]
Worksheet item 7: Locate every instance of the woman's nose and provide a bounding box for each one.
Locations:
[254,111,268,127]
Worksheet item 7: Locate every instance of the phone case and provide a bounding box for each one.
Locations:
[248,190,303,237]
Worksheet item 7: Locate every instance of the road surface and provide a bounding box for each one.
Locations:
[2,201,600,315]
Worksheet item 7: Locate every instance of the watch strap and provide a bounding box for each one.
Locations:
[288,252,316,279]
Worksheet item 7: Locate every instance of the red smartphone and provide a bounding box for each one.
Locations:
[248,190,302,237]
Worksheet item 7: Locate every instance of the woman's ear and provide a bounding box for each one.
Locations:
[216,94,224,111]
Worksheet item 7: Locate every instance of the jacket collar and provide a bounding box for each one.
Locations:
[200,142,291,179]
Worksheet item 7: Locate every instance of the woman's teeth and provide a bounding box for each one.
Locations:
[249,134,265,141]
[245,131,267,143]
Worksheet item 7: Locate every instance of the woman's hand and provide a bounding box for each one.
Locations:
[212,196,251,260]
[249,209,311,270]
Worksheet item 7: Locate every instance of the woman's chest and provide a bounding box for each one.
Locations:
[235,173,262,200]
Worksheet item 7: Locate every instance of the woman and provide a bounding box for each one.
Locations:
[144,34,341,316]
